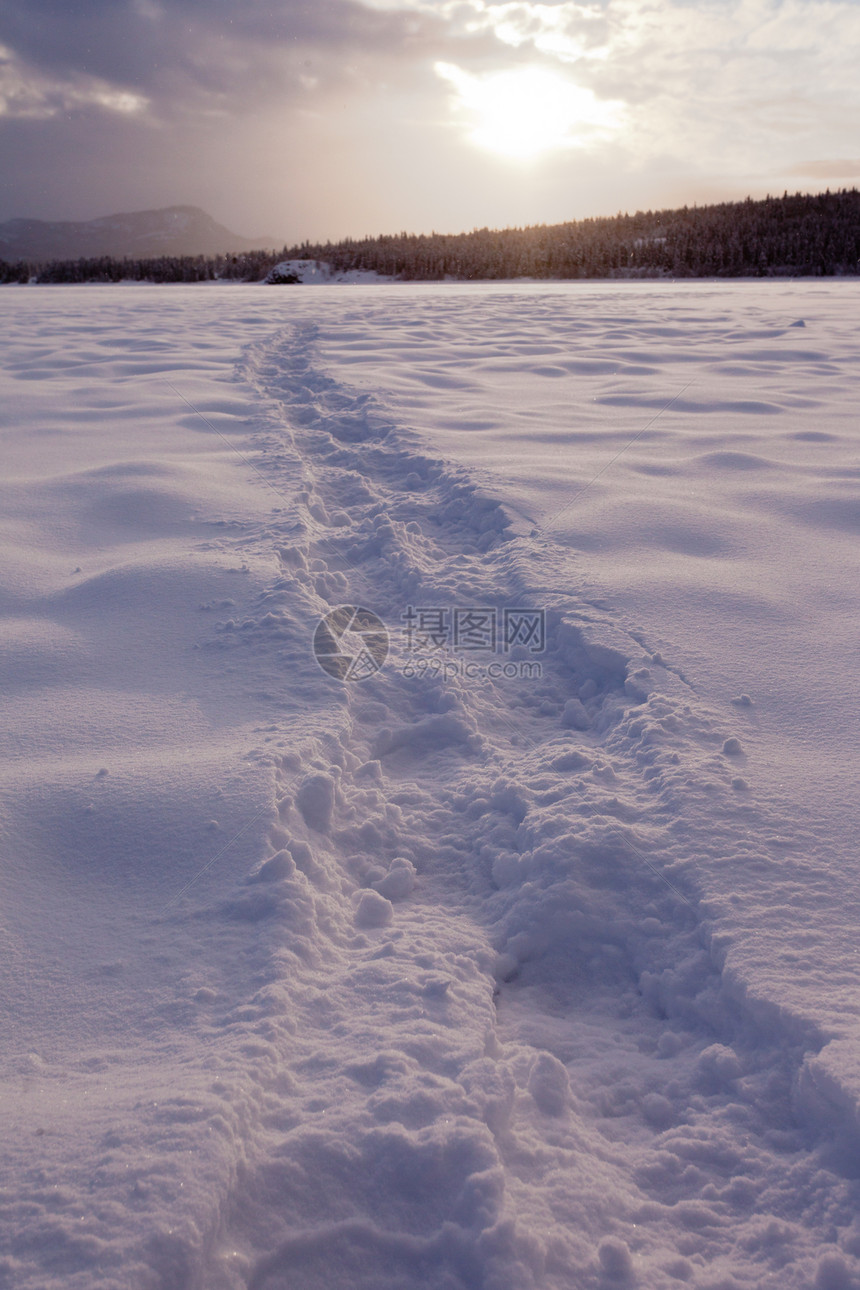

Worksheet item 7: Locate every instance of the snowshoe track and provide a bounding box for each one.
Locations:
[181,321,860,1289]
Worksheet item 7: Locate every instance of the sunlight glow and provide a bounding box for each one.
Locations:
[435,62,621,160]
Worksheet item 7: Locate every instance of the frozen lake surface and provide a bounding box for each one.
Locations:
[1,281,859,1289]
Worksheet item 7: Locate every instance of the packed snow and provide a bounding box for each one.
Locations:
[1,281,859,1290]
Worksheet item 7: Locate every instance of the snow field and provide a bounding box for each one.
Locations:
[1,283,859,1289]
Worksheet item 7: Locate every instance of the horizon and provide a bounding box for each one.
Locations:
[1,0,859,246]
[2,186,857,257]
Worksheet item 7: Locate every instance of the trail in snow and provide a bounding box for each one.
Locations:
[2,285,859,1290]
[194,315,860,1289]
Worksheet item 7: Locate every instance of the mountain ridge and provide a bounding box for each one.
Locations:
[0,205,272,261]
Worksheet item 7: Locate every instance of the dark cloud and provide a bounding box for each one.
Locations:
[0,0,502,228]
[0,0,445,101]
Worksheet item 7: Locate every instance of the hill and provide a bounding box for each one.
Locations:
[0,205,269,262]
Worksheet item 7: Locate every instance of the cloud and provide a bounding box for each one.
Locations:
[5,0,856,161]
[0,45,148,119]
[0,0,450,113]
[443,0,860,176]
[354,0,860,179]
[431,1,611,61]
[1,0,859,236]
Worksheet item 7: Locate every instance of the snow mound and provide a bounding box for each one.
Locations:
[264,258,392,285]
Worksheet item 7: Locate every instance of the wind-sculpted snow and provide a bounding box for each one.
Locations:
[1,283,859,1290]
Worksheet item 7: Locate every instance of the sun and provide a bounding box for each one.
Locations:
[436,63,621,161]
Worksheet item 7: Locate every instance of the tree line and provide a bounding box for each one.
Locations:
[2,189,858,285]
[0,250,277,285]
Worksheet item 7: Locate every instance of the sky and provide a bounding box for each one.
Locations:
[1,0,859,244]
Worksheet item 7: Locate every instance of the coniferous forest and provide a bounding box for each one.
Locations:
[2,189,858,285]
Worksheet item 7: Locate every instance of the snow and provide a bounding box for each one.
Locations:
[1,280,860,1289]
[264,259,391,285]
